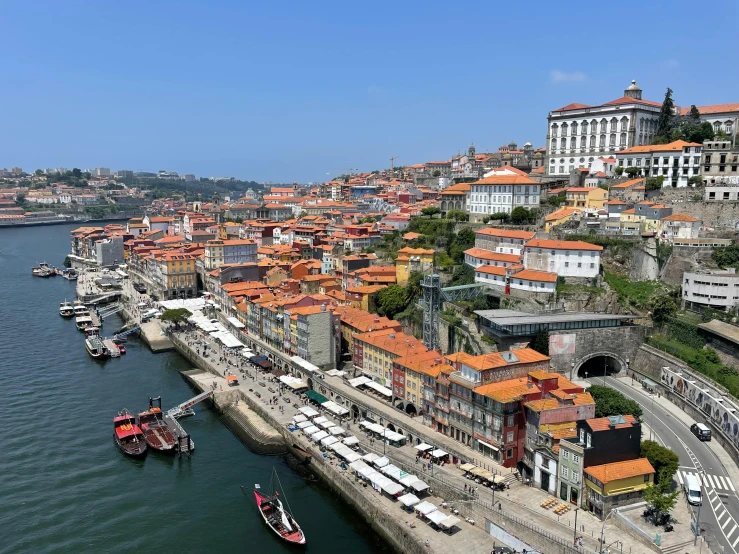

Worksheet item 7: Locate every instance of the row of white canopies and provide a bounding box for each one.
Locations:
[293,413,360,453]
[358,421,406,443]
[348,376,392,398]
[413,442,449,460]
[188,311,245,348]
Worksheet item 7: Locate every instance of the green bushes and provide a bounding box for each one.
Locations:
[604,272,670,308]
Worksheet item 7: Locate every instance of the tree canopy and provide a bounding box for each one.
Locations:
[530,330,550,356]
[651,295,677,326]
[421,207,440,217]
[656,88,675,139]
[643,480,679,516]
[450,263,475,286]
[587,385,643,420]
[160,308,192,327]
[641,440,679,484]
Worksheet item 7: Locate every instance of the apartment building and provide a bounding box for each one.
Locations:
[683,269,739,311]
[523,239,602,279]
[352,328,428,386]
[474,228,535,255]
[283,304,339,370]
[468,175,541,222]
[615,140,703,188]
[204,239,258,270]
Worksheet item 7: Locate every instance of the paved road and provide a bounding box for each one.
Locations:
[601,375,739,554]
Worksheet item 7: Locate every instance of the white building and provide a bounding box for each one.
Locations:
[523,239,602,279]
[474,228,535,255]
[704,178,739,202]
[468,174,541,222]
[616,140,703,188]
[93,167,111,177]
[546,81,663,177]
[683,269,739,311]
[680,103,739,136]
[473,266,557,294]
[659,213,700,241]
[464,247,521,268]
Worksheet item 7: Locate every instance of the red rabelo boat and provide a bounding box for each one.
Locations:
[113,411,147,457]
[137,397,177,453]
[252,469,306,546]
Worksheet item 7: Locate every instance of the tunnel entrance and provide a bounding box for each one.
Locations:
[577,355,622,379]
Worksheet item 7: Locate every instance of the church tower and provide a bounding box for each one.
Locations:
[468,143,476,158]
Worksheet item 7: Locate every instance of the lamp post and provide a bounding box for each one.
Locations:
[573,507,579,546]
[598,509,617,554]
[570,361,575,381]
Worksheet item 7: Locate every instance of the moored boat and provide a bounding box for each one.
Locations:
[114,411,147,457]
[32,267,52,277]
[252,469,306,546]
[73,303,90,317]
[85,327,109,359]
[76,315,95,331]
[59,300,74,317]
[138,397,177,453]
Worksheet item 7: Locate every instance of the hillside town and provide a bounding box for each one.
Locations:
[6,80,739,553]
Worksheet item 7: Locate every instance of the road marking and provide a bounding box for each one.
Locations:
[677,471,684,485]
[731,480,737,492]
[734,533,739,549]
[724,516,734,530]
[718,476,728,489]
[728,524,739,539]
[708,474,717,487]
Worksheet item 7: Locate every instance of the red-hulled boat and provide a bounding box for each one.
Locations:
[113,411,147,457]
[252,469,306,546]
[138,397,177,454]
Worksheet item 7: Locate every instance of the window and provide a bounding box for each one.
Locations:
[563,450,570,460]
[562,467,569,478]
[506,431,514,443]
[586,433,591,448]
[573,454,580,464]
[507,415,514,427]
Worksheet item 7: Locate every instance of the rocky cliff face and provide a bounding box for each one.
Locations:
[630,238,660,282]
[560,290,624,314]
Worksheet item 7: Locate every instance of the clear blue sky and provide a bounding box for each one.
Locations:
[2,0,737,183]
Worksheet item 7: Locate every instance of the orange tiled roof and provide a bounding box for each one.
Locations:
[472,175,540,186]
[544,207,579,222]
[464,248,521,263]
[473,377,540,402]
[475,265,507,276]
[586,414,637,431]
[512,269,557,283]
[662,213,698,222]
[611,178,645,189]
[475,228,536,240]
[585,458,654,484]
[450,348,550,371]
[680,103,739,116]
[526,239,603,251]
[618,140,702,155]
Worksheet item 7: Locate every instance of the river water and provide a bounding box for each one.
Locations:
[0,223,387,554]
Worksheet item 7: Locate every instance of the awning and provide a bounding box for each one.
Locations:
[398,493,420,507]
[226,316,245,329]
[290,355,320,373]
[317,420,335,429]
[439,516,460,530]
[477,439,499,452]
[320,436,339,447]
[349,460,370,472]
[281,376,309,390]
[328,426,346,436]
[342,436,359,446]
[381,482,404,496]
[427,511,448,526]
[271,368,286,378]
[431,449,448,458]
[303,425,320,435]
[362,452,380,464]
[409,480,429,492]
[382,465,403,481]
[399,474,419,487]
[292,415,307,423]
[374,456,389,468]
[306,390,328,404]
[322,401,349,416]
[311,430,329,442]
[312,416,330,426]
[226,375,238,382]
[460,463,476,472]
[357,466,379,480]
[415,443,433,452]
[364,380,392,397]
[297,421,312,429]
[349,376,371,387]
[414,501,437,516]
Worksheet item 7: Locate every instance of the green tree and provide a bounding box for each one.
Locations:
[587,385,643,420]
[713,243,739,269]
[651,295,677,326]
[432,170,441,177]
[34,169,43,176]
[641,440,679,484]
[421,207,440,217]
[72,168,82,178]
[510,206,531,225]
[445,209,468,222]
[450,264,475,286]
[688,105,701,122]
[160,308,193,327]
[406,271,424,302]
[614,166,624,176]
[530,329,550,356]
[643,480,679,516]
[687,175,703,187]
[645,176,664,191]
[656,87,675,140]
[436,251,454,270]
[624,167,640,178]
[360,216,377,224]
[375,285,408,318]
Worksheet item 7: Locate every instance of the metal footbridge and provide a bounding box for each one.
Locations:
[113,326,140,340]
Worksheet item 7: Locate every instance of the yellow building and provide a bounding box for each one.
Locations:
[353,328,428,386]
[544,207,579,232]
[565,187,608,210]
[395,247,434,285]
[345,284,386,311]
[157,252,198,299]
[584,458,655,518]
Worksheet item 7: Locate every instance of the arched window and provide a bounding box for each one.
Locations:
[571,122,578,135]
[560,138,566,149]
[714,121,721,132]
[638,134,643,146]
[727,121,734,134]
[582,121,588,134]
[562,123,569,136]
[609,134,616,146]
[551,124,559,137]
[600,119,607,133]
[620,133,627,146]
[599,135,606,148]
[610,118,619,133]
[621,117,629,132]
[590,136,596,148]
[551,138,556,150]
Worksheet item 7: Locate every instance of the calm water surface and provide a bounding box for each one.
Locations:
[0,223,387,554]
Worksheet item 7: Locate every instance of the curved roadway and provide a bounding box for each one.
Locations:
[597,375,739,554]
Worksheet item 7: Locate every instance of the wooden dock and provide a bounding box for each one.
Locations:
[163,414,195,453]
[102,339,120,357]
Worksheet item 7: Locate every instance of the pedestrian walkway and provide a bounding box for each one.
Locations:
[678,468,737,493]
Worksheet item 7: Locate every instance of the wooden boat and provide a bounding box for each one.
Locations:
[76,315,94,331]
[292,444,312,465]
[252,469,306,546]
[59,300,74,317]
[138,397,177,453]
[114,411,147,457]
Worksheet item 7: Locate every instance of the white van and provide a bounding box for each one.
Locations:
[684,474,702,506]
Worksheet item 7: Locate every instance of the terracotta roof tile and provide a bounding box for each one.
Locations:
[584,458,654,484]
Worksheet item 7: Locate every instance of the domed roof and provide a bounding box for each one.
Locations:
[626,80,641,91]
[524,141,532,147]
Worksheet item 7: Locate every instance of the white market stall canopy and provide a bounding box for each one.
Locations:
[459,463,476,472]
[439,516,461,530]
[342,436,359,446]
[325,369,345,377]
[383,430,405,442]
[365,423,386,435]
[382,465,404,481]
[364,380,392,397]
[399,474,420,487]
[226,316,245,329]
[415,443,433,452]
[311,430,329,442]
[312,416,330,426]
[381,482,404,496]
[317,420,334,430]
[349,460,370,472]
[357,466,379,480]
[297,406,319,418]
[426,510,448,526]
[374,456,389,468]
[296,421,312,429]
[322,401,349,416]
[328,426,346,436]
[320,436,339,447]
[303,425,320,435]
[280,376,309,390]
[292,415,307,423]
[431,449,448,458]
[362,452,380,464]
[214,331,243,349]
[398,493,420,507]
[349,376,371,388]
[414,501,438,516]
[158,298,206,312]
[409,480,429,492]
[290,355,320,374]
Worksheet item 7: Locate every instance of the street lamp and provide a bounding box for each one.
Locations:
[598,509,617,554]
[573,507,579,546]
[570,361,575,381]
